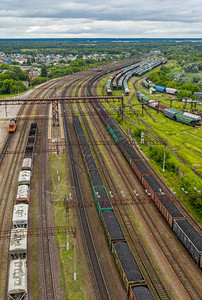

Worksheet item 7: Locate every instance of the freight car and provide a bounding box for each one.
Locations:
[173,219,202,267]
[7,122,37,299]
[129,284,155,300]
[13,204,29,228]
[112,241,145,293]
[88,82,202,268]
[8,259,27,300]
[16,185,30,204]
[73,115,153,295]
[9,229,27,259]
[137,91,201,126]
[8,118,18,133]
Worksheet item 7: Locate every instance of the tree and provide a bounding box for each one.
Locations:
[41,65,47,77]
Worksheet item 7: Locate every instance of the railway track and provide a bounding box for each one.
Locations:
[0,88,45,298]
[77,75,201,299]
[61,78,111,300]
[75,78,171,299]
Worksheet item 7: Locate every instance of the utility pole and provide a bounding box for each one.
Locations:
[121,94,124,122]
[163,144,166,172]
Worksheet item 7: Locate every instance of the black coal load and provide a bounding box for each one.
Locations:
[113,130,124,139]
[73,116,84,136]
[174,219,202,252]
[132,285,155,300]
[102,211,125,240]
[94,186,111,208]
[143,175,162,193]
[108,120,118,131]
[29,129,36,137]
[133,160,150,175]
[114,242,144,282]
[117,139,140,160]
[85,156,97,170]
[89,170,103,186]
[78,135,88,146]
[75,125,84,136]
[81,145,92,156]
[30,123,37,130]
[158,195,184,218]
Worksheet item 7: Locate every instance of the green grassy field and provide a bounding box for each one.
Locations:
[98,73,202,221]
[50,154,85,299]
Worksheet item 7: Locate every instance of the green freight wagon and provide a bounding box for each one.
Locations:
[176,114,196,126]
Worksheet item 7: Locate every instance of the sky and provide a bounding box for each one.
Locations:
[0,0,202,38]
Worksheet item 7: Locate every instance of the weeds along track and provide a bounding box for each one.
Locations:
[73,75,201,299]
[75,78,172,299]
[131,78,202,180]
[61,78,111,300]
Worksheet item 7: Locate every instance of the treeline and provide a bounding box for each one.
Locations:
[149,65,201,98]
[0,64,29,94]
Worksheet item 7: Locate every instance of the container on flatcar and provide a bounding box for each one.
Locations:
[8,259,27,299]
[101,210,125,248]
[112,241,144,293]
[173,219,202,267]
[18,170,31,185]
[22,158,32,171]
[9,229,27,259]
[13,204,28,228]
[155,194,184,228]
[129,284,155,300]
[16,185,30,204]
[8,118,18,133]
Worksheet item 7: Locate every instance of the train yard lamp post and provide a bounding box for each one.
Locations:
[73,232,76,281]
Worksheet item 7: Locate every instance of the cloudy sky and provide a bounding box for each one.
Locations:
[0,0,202,38]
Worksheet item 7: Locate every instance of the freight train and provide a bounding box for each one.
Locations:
[137,90,201,126]
[107,59,163,96]
[142,76,202,99]
[7,123,37,299]
[87,80,202,269]
[73,115,155,298]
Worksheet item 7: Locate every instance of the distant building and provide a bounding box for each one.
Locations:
[149,50,161,55]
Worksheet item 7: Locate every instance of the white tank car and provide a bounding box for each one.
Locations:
[148,99,158,108]
[18,170,31,185]
[9,229,27,258]
[13,204,29,228]
[183,112,201,121]
[8,259,27,299]
[22,158,32,171]
[16,185,30,204]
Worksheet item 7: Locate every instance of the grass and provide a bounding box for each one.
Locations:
[97,72,202,222]
[50,154,85,299]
